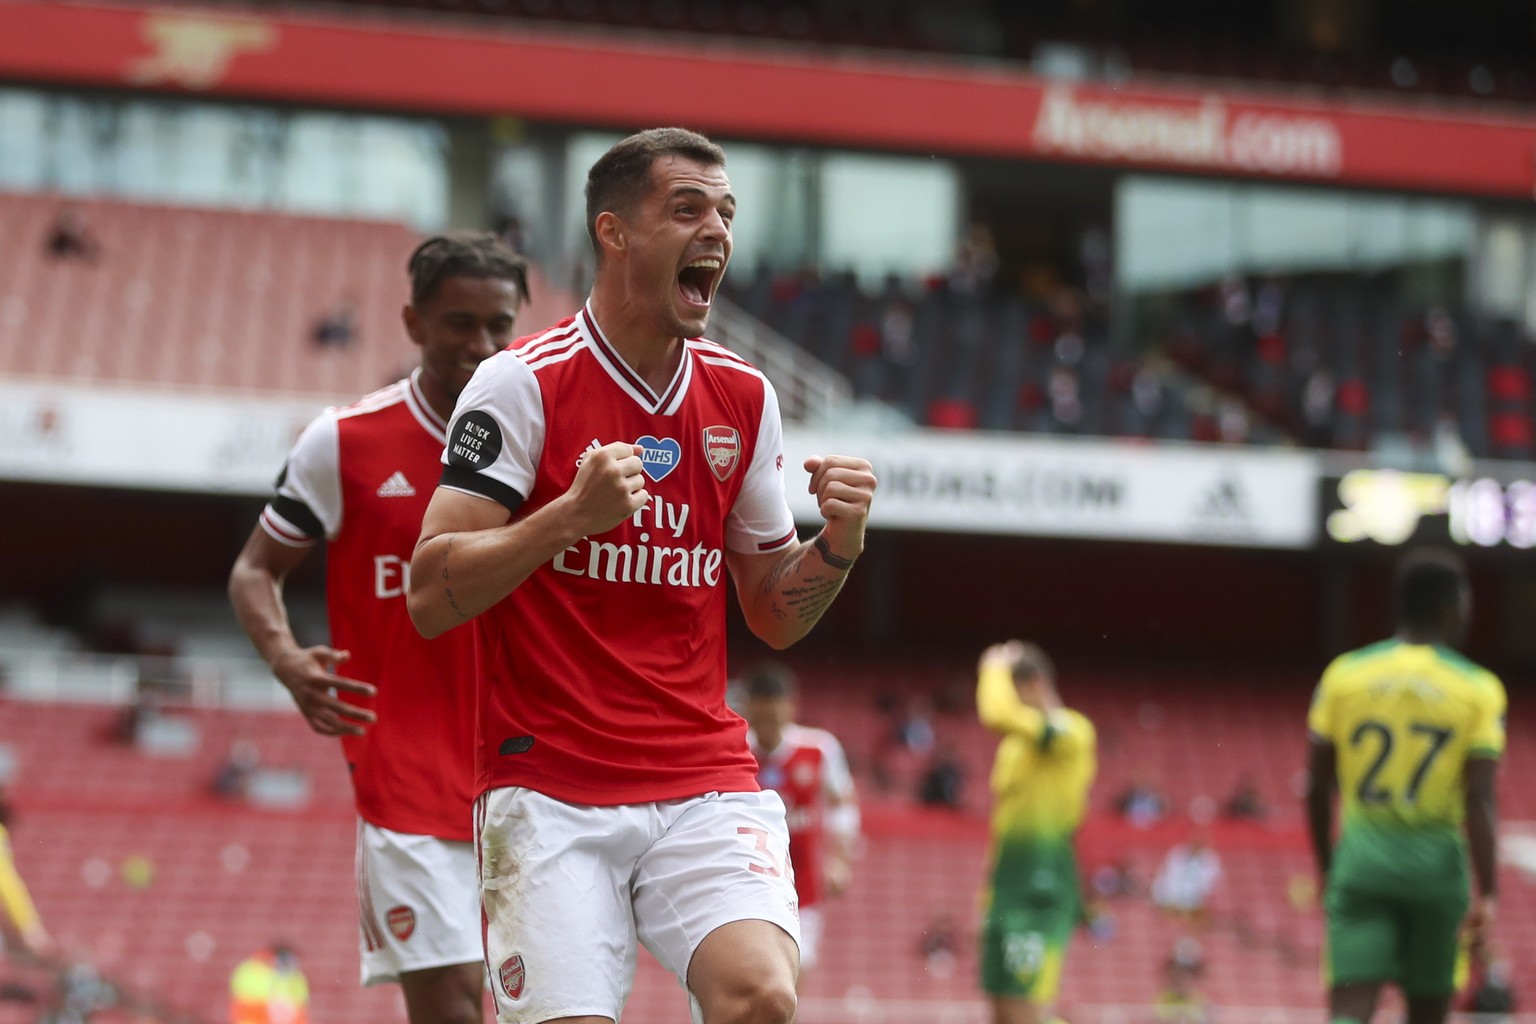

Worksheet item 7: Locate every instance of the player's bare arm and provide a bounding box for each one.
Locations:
[228,528,377,737]
[1463,756,1499,948]
[408,441,649,638]
[1304,737,1338,883]
[727,454,875,649]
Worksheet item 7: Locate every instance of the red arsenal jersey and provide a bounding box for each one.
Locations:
[750,723,856,907]
[260,372,477,841]
[439,306,798,806]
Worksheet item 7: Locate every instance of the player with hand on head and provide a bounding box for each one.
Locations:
[230,232,529,1024]
[1306,549,1504,1024]
[976,640,1097,1024]
[408,127,876,1024]
[742,661,860,979]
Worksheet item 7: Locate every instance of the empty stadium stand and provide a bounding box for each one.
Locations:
[725,265,1536,459]
[0,193,572,398]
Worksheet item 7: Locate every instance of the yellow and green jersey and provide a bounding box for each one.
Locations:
[977,663,1097,914]
[1309,639,1506,897]
[0,823,42,939]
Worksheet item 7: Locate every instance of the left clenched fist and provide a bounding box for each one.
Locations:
[804,454,876,557]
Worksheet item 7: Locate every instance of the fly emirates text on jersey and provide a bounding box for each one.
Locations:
[553,494,723,588]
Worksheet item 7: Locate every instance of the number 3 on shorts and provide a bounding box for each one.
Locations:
[737,826,784,877]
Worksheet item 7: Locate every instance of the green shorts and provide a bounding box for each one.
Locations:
[980,902,1076,1001]
[1324,882,1467,997]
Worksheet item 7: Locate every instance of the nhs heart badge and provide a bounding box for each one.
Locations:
[636,435,682,481]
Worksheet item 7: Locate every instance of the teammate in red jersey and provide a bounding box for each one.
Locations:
[229,233,528,1024]
[742,662,860,977]
[407,128,877,1024]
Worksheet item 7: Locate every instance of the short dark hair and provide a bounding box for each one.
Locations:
[407,232,529,308]
[743,661,797,701]
[584,127,726,259]
[1394,548,1467,630]
[1012,643,1056,687]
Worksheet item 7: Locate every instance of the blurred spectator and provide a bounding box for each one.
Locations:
[1078,225,1113,307]
[880,296,917,366]
[1425,306,1458,360]
[891,697,935,757]
[1132,364,1166,421]
[212,740,262,801]
[44,205,100,263]
[949,223,999,296]
[1218,274,1251,326]
[46,960,116,1024]
[1301,368,1336,447]
[311,299,357,348]
[918,913,959,978]
[1155,937,1210,1024]
[1091,858,1140,900]
[917,741,965,810]
[1152,829,1223,928]
[1222,772,1268,821]
[230,944,308,1024]
[1252,276,1286,337]
[1217,397,1251,444]
[1048,365,1083,428]
[1114,773,1168,828]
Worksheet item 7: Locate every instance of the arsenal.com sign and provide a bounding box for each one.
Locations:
[1033,86,1342,178]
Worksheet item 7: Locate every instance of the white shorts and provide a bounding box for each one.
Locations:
[356,820,483,986]
[476,787,801,1024]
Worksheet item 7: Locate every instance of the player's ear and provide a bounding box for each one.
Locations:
[402,303,425,347]
[595,211,626,258]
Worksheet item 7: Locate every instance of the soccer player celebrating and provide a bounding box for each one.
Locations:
[1306,549,1504,1024]
[230,233,529,1024]
[407,127,876,1024]
[976,641,1097,1024]
[742,662,860,977]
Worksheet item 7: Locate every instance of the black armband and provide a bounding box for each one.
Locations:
[812,533,857,571]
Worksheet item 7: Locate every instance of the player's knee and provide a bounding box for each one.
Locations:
[741,978,797,1024]
[705,977,796,1024]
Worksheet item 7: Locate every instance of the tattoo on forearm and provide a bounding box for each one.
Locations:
[779,575,845,624]
[763,542,847,626]
[441,536,468,620]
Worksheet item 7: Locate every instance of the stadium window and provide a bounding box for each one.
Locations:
[0,87,449,228]
[1117,174,1474,295]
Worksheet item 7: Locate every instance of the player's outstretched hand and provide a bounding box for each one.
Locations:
[804,454,876,558]
[567,442,650,537]
[978,640,1025,673]
[273,646,377,737]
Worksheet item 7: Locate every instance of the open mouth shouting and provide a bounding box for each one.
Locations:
[677,254,724,313]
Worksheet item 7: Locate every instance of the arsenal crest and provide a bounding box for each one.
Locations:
[386,905,415,942]
[703,425,741,482]
[499,955,526,1000]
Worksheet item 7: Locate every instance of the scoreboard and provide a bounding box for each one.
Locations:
[1324,469,1536,549]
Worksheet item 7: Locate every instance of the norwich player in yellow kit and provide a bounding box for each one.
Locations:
[1306,550,1503,1024]
[977,641,1097,1024]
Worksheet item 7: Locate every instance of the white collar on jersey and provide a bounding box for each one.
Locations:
[579,302,695,416]
[404,368,449,442]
